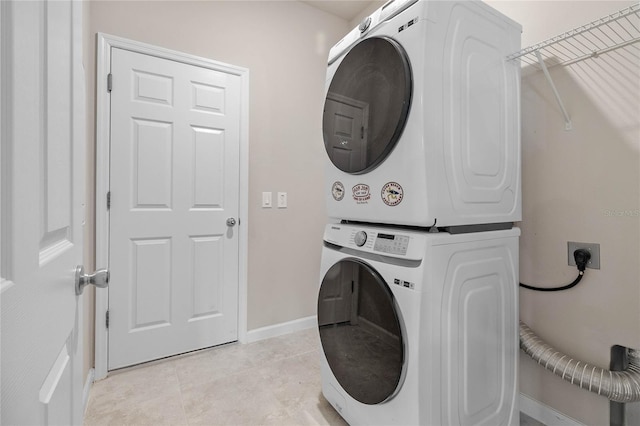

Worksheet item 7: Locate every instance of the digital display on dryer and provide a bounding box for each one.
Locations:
[377,233,395,240]
[374,233,409,255]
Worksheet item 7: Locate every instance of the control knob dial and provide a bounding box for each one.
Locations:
[354,231,367,247]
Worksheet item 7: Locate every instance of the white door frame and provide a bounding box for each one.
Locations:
[94,33,249,380]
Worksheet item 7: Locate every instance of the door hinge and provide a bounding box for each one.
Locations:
[106,310,110,328]
[361,126,364,139]
[106,191,111,210]
[107,73,113,92]
[351,280,354,293]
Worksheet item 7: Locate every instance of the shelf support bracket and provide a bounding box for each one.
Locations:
[535,50,572,131]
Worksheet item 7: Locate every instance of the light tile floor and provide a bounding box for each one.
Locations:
[85,328,544,425]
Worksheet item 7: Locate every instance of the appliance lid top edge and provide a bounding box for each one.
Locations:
[327,0,420,65]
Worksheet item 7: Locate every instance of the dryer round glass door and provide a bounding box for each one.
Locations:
[323,37,412,174]
[318,258,404,405]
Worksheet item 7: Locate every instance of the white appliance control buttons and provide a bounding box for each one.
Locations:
[354,231,368,247]
[373,233,409,255]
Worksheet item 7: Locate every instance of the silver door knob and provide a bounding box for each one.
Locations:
[75,265,109,295]
[226,217,237,227]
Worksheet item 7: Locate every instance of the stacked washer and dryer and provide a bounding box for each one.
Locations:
[317,1,522,425]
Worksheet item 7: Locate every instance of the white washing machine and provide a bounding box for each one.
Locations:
[323,0,522,228]
[318,223,520,425]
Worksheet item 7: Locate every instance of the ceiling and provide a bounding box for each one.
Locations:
[300,1,382,22]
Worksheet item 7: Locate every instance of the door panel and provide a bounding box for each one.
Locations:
[133,69,173,105]
[131,238,172,330]
[108,48,241,369]
[190,235,224,319]
[132,119,173,208]
[1,1,84,424]
[39,342,74,425]
[192,127,224,208]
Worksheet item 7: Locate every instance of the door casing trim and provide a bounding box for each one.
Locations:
[94,33,249,380]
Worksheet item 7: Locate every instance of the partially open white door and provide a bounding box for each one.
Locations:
[1,1,85,424]
[107,47,241,369]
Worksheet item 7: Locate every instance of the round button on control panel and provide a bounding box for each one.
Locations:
[354,231,368,247]
[359,16,372,33]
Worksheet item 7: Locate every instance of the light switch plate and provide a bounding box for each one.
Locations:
[262,192,272,208]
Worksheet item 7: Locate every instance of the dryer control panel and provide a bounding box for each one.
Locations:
[373,232,409,255]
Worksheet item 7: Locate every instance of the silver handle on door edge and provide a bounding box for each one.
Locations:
[75,266,109,295]
[226,218,237,227]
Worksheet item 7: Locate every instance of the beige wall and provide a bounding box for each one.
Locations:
[349,0,386,28]
[83,2,640,424]
[487,1,640,424]
[82,0,96,385]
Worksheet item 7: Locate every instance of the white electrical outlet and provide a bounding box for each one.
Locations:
[262,192,272,208]
[277,192,287,208]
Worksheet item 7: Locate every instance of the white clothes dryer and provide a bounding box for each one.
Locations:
[323,0,522,228]
[318,223,520,425]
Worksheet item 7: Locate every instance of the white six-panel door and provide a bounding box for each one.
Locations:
[1,0,85,424]
[108,47,241,369]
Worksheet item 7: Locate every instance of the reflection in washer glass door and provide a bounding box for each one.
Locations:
[323,37,412,174]
[318,259,404,405]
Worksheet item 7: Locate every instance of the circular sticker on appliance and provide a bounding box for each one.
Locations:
[331,181,345,201]
[381,182,404,206]
[352,184,371,204]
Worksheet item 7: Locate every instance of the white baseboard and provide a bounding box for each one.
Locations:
[245,315,317,343]
[520,393,586,426]
[83,368,95,415]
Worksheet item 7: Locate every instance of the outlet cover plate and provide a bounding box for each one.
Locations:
[277,192,287,208]
[568,242,600,270]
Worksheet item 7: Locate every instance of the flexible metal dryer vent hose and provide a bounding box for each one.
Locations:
[520,321,640,402]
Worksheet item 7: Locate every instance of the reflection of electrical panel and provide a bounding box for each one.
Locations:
[277,192,287,208]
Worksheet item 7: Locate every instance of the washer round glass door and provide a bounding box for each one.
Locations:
[318,258,404,405]
[323,36,412,174]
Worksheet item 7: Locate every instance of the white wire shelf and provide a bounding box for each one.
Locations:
[506,3,640,130]
[507,3,640,69]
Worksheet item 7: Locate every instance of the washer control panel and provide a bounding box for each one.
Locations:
[324,224,427,261]
[373,233,409,255]
[345,228,409,255]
